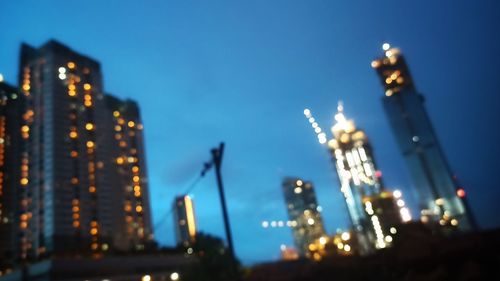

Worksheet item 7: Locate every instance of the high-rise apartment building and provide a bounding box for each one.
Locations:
[282,177,325,257]
[173,195,197,247]
[9,40,153,262]
[371,43,474,232]
[105,94,153,249]
[0,81,27,270]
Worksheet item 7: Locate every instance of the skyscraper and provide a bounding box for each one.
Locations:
[0,81,27,270]
[13,40,153,262]
[105,94,153,249]
[325,104,383,252]
[282,177,325,257]
[173,195,197,247]
[371,43,474,232]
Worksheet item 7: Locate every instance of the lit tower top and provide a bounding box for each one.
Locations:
[371,43,415,97]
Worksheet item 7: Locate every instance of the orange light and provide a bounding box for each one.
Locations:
[83,83,92,90]
[86,141,94,148]
[184,196,197,238]
[457,188,466,198]
[67,62,76,69]
[21,125,29,133]
[136,205,143,213]
[85,123,94,130]
[116,157,124,165]
[89,186,96,193]
[70,151,78,157]
[90,228,98,235]
[128,121,135,128]
[20,178,28,185]
[69,131,78,138]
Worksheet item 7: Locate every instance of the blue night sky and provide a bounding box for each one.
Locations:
[1,0,499,265]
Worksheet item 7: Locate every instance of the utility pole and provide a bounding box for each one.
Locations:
[211,142,239,280]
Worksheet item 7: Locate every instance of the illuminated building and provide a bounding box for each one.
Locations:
[282,177,325,257]
[173,195,197,247]
[0,81,27,271]
[304,105,409,253]
[105,94,153,249]
[362,190,411,248]
[307,231,357,261]
[11,40,152,261]
[324,103,384,253]
[371,43,474,232]
[280,245,299,261]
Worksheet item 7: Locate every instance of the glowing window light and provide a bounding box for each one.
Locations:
[184,196,196,238]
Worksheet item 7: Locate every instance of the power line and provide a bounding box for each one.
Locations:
[152,160,214,233]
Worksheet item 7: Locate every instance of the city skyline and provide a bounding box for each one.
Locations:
[1,0,499,265]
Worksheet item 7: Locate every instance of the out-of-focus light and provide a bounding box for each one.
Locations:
[308,117,315,123]
[277,221,284,227]
[375,170,382,178]
[0,73,4,82]
[393,190,402,198]
[412,136,420,142]
[296,180,303,186]
[142,274,151,281]
[314,127,321,133]
[316,206,323,212]
[400,207,412,222]
[84,83,92,90]
[294,187,302,194]
[344,244,351,252]
[390,227,397,234]
[170,272,179,281]
[270,221,277,227]
[58,67,66,74]
[371,60,379,68]
[59,73,66,80]
[262,221,269,228]
[385,89,393,97]
[451,219,458,226]
[280,244,286,251]
[382,43,391,51]
[67,62,76,69]
[303,109,310,116]
[385,235,393,243]
[435,198,444,206]
[397,199,405,207]
[319,237,327,245]
[457,188,466,198]
[307,218,315,225]
[337,242,344,249]
[341,232,350,241]
[187,247,194,254]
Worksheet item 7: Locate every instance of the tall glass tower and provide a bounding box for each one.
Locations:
[326,104,382,253]
[371,43,474,232]
[282,177,325,257]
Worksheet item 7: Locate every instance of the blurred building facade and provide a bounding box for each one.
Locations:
[282,177,325,257]
[0,81,27,271]
[325,103,408,253]
[371,44,474,232]
[173,195,197,247]
[0,40,153,273]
